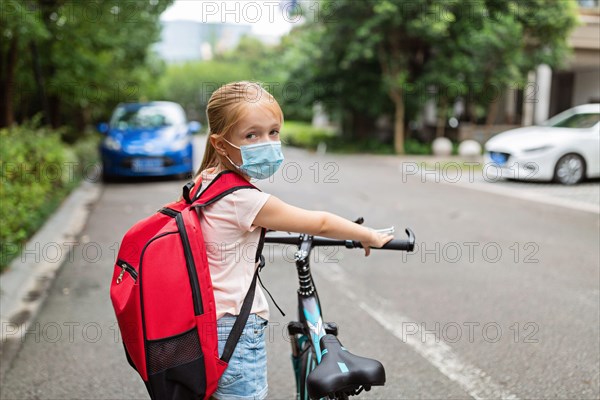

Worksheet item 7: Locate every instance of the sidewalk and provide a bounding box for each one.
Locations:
[0,179,103,380]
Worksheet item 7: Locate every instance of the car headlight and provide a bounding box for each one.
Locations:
[170,137,191,151]
[104,136,121,151]
[523,145,553,153]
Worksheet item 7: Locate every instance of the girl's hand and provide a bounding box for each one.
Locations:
[360,230,394,257]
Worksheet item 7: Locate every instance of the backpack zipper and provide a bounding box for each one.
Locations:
[116,259,138,284]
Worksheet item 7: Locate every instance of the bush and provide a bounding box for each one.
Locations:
[0,121,101,272]
[404,138,432,155]
[280,122,470,156]
[281,121,398,154]
[327,138,395,154]
[71,130,102,180]
[280,121,337,150]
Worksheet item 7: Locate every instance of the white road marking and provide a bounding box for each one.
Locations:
[399,163,599,214]
[445,178,599,215]
[314,263,520,400]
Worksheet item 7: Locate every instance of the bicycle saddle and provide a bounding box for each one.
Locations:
[307,334,385,399]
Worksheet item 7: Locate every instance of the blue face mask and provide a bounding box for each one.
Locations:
[223,139,284,180]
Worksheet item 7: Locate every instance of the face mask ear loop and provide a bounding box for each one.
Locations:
[220,137,243,171]
[224,153,242,171]
[222,137,240,150]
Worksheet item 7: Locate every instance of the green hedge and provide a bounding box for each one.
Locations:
[280,122,465,155]
[280,121,338,150]
[0,122,101,272]
[404,138,432,155]
[281,121,431,155]
[280,121,394,154]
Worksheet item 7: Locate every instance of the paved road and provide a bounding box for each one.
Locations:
[1,136,598,399]
[403,157,599,211]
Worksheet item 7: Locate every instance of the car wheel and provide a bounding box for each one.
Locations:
[174,172,192,180]
[101,173,113,183]
[101,169,117,183]
[554,153,585,185]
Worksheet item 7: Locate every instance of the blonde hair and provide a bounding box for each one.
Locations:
[194,81,284,180]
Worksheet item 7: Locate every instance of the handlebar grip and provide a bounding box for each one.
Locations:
[391,228,415,251]
[380,239,413,251]
[349,228,415,252]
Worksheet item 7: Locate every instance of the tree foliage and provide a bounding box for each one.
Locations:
[150,35,289,126]
[0,0,173,139]
[282,0,579,152]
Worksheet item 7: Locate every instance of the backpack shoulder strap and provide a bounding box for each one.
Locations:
[192,170,258,208]
[221,227,271,363]
[182,180,200,205]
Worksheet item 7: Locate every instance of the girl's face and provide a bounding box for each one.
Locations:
[220,105,281,166]
[229,106,281,146]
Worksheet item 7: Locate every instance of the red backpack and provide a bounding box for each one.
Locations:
[110,170,267,400]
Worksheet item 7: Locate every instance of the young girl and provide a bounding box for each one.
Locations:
[195,81,393,400]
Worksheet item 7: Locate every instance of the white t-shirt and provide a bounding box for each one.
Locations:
[195,168,271,321]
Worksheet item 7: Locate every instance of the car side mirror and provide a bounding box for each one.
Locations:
[97,122,109,134]
[188,121,202,134]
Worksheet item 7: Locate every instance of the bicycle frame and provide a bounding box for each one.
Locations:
[288,233,333,400]
[264,226,415,399]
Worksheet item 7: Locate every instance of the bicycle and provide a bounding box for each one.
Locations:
[263,218,416,399]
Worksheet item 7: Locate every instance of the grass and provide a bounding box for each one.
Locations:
[281,121,396,154]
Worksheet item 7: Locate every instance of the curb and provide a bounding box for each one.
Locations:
[0,178,103,381]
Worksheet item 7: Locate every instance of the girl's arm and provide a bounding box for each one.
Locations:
[253,195,393,256]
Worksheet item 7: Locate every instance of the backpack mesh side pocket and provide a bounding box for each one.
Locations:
[147,328,203,374]
[146,327,207,399]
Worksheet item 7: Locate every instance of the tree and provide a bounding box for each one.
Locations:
[150,60,254,125]
[0,0,49,127]
[282,0,578,152]
[150,35,288,125]
[1,0,174,138]
[278,11,394,141]
[421,2,525,130]
[422,1,577,129]
[315,0,456,153]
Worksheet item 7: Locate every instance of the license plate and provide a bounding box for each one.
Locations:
[490,152,507,166]
[131,158,163,172]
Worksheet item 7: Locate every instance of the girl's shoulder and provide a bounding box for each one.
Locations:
[228,185,271,208]
[227,186,271,232]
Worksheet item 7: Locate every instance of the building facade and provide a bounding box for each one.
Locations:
[154,21,252,63]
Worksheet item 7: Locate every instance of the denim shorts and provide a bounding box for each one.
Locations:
[213,313,269,400]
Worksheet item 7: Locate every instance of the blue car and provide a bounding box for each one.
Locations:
[99,101,201,181]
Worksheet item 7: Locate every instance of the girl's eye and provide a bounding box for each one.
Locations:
[270,130,280,136]
[245,133,257,139]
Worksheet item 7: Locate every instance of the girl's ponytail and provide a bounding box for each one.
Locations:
[197,138,217,179]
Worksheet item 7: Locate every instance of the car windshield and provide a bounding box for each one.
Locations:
[543,112,600,129]
[110,104,185,129]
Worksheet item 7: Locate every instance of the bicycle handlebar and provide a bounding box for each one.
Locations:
[264,228,416,252]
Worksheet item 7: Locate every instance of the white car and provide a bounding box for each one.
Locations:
[484,104,600,185]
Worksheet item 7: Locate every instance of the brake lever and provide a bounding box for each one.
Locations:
[372,226,395,235]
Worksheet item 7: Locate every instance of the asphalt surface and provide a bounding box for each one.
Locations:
[1,136,598,399]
